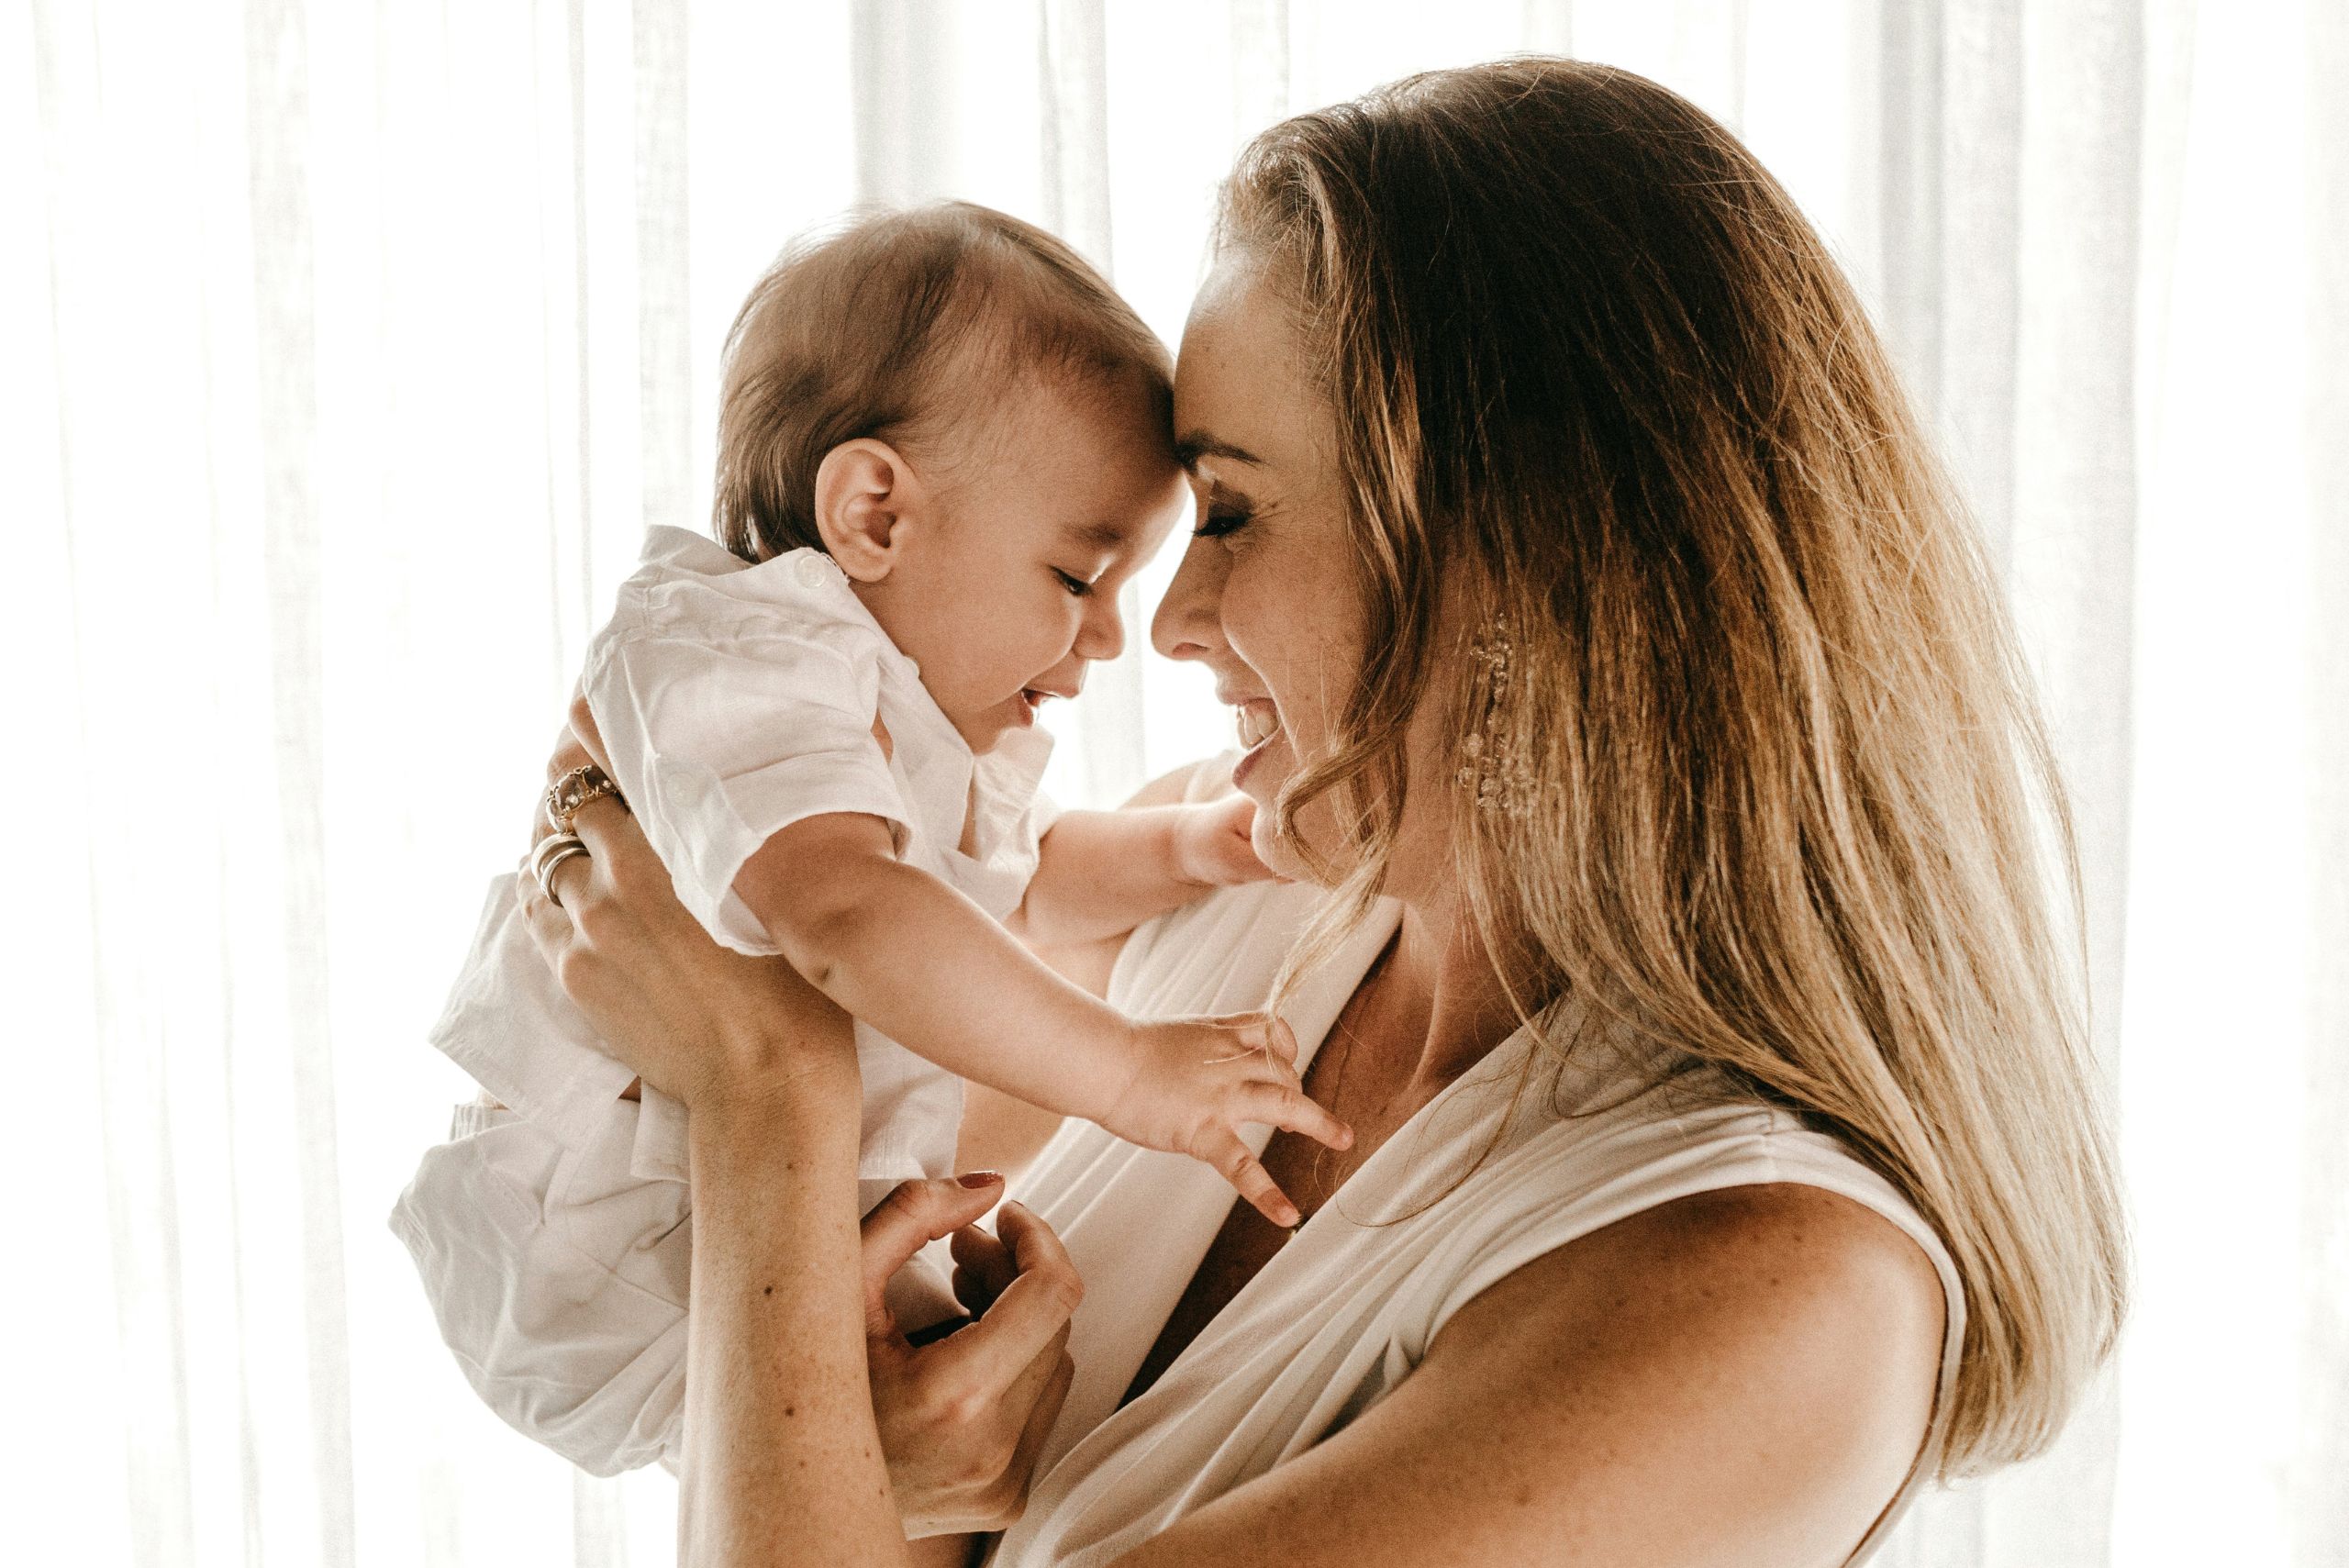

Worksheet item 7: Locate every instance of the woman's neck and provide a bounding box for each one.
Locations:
[1364,897,1527,1094]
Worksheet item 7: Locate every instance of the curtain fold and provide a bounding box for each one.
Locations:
[13,3,2340,1563]
[2302,7,2349,1557]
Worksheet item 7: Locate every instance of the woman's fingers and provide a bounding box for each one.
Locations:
[1246,1081,1353,1151]
[564,790,640,867]
[516,859,574,957]
[565,690,615,777]
[530,722,599,846]
[995,1199,1078,1296]
[989,1347,1076,1521]
[930,1202,1083,1393]
[872,1200,1076,1535]
[555,794,670,930]
[548,850,595,912]
[862,1177,1008,1330]
[949,1222,1019,1317]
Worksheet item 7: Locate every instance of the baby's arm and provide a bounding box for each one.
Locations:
[733,811,1347,1226]
[1012,793,1277,948]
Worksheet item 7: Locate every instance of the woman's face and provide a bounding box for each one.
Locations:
[1153,255,1449,895]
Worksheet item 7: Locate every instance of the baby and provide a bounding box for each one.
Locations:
[402,204,1344,1473]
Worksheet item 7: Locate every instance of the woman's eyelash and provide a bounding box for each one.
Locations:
[1192,505,1252,539]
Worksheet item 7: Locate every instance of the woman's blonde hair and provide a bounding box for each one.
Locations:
[1229,59,2124,1476]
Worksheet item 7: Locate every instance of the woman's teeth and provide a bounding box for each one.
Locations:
[1237,704,1282,748]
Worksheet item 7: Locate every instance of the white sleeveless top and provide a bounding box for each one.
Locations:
[988,877,1965,1567]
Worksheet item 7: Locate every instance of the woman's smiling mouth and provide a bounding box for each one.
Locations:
[1235,700,1282,749]
[1231,699,1285,790]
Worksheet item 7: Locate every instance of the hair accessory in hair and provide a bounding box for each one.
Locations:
[1457,617,1537,818]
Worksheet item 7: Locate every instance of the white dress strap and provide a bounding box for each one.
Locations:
[992,879,1965,1567]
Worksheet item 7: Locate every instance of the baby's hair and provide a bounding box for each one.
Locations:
[714,201,1174,562]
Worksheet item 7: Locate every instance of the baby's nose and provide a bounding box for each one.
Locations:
[1078,595,1126,662]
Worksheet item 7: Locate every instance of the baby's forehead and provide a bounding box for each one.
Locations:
[936,356,1175,472]
[922,265,1172,444]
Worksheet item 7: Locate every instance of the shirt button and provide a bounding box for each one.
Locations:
[794,553,830,588]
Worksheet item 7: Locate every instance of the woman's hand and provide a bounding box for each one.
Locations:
[518,721,850,1111]
[861,1176,1084,1537]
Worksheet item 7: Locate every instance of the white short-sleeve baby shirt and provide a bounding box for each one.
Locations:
[427,527,1055,1185]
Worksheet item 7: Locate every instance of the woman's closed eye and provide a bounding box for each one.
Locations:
[1192,502,1253,539]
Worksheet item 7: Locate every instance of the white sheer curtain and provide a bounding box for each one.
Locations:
[9,2,2341,1563]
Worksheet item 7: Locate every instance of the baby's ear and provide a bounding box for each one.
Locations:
[813,439,918,582]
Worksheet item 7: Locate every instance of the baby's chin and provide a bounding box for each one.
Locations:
[941,692,1038,753]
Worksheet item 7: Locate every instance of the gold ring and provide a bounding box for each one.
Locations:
[530,832,590,906]
[545,762,622,833]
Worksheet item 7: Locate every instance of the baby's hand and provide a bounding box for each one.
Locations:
[1171,795,1283,889]
[1100,1014,1352,1228]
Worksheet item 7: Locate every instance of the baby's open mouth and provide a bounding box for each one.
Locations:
[1236,701,1282,749]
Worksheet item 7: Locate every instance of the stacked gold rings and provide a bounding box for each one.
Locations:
[531,763,624,908]
[545,762,622,833]
[530,831,590,906]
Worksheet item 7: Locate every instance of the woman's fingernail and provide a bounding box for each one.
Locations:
[958,1171,1005,1188]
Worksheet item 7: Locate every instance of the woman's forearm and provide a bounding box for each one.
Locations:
[681,1059,911,1567]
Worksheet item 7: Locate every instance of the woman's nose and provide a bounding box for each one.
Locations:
[1151,535,1225,663]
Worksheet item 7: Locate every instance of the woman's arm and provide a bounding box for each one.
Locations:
[1114,1184,1946,1568]
[523,795,1081,1566]
[681,1064,901,1564]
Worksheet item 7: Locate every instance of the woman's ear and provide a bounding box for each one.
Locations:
[813,439,920,582]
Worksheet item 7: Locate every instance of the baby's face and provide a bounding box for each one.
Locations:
[866,373,1187,752]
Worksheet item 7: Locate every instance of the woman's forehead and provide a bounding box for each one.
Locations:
[1174,260,1323,477]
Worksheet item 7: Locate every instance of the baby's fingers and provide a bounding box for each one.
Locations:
[1209,1012,1299,1069]
[1243,1081,1353,1153]
[1208,1136,1303,1230]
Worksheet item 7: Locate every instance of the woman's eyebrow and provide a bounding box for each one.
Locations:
[1174,432,1264,472]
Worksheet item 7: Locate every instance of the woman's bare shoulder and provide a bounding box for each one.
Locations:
[1415,1183,1946,1560]
[1119,1182,1945,1568]
[1448,1180,1949,1381]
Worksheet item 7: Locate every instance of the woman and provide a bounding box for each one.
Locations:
[513,59,2124,1565]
